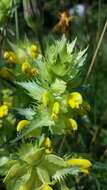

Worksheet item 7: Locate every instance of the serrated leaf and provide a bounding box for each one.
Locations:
[16,108,35,120]
[52,167,80,182]
[67,38,77,54]
[56,35,67,53]
[17,81,45,101]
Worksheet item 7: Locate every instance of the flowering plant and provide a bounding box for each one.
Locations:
[0,35,93,190]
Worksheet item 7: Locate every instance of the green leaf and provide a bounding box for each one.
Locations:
[0,157,9,167]
[4,163,23,182]
[52,167,80,182]
[16,108,35,120]
[46,154,66,167]
[18,144,45,166]
[17,81,45,101]
[56,35,67,53]
[75,48,87,68]
[67,38,77,54]
[37,167,50,183]
[18,168,32,184]
[51,79,66,95]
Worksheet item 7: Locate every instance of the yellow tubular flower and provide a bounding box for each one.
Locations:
[30,68,39,77]
[17,120,30,132]
[67,158,92,174]
[21,61,31,74]
[4,51,16,63]
[68,92,83,109]
[29,44,39,58]
[41,92,49,107]
[51,102,60,120]
[0,105,8,118]
[42,184,53,190]
[68,118,78,131]
[0,68,11,80]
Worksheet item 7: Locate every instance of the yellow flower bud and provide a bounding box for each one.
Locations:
[21,61,31,74]
[30,68,39,76]
[42,184,53,190]
[41,92,49,107]
[31,44,38,52]
[3,51,10,59]
[0,105,8,118]
[0,68,11,79]
[44,137,53,154]
[4,51,16,63]
[51,102,60,120]
[44,137,52,148]
[17,120,30,132]
[45,148,53,154]
[28,44,39,58]
[68,92,83,109]
[68,118,78,131]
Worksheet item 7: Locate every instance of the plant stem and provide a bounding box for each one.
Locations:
[14,0,19,41]
[84,20,107,84]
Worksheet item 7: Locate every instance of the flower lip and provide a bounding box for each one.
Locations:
[68,92,83,109]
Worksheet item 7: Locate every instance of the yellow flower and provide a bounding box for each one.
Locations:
[21,61,31,74]
[28,44,39,58]
[3,51,10,59]
[17,120,30,132]
[45,148,53,154]
[31,44,38,52]
[44,137,53,154]
[4,51,16,63]
[44,137,52,148]
[80,168,90,174]
[0,67,11,79]
[51,102,60,120]
[30,68,39,76]
[41,92,49,107]
[42,184,53,190]
[68,118,78,131]
[67,158,92,174]
[0,105,8,118]
[68,92,83,109]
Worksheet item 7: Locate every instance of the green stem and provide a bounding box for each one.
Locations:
[98,0,101,36]
[14,0,19,41]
